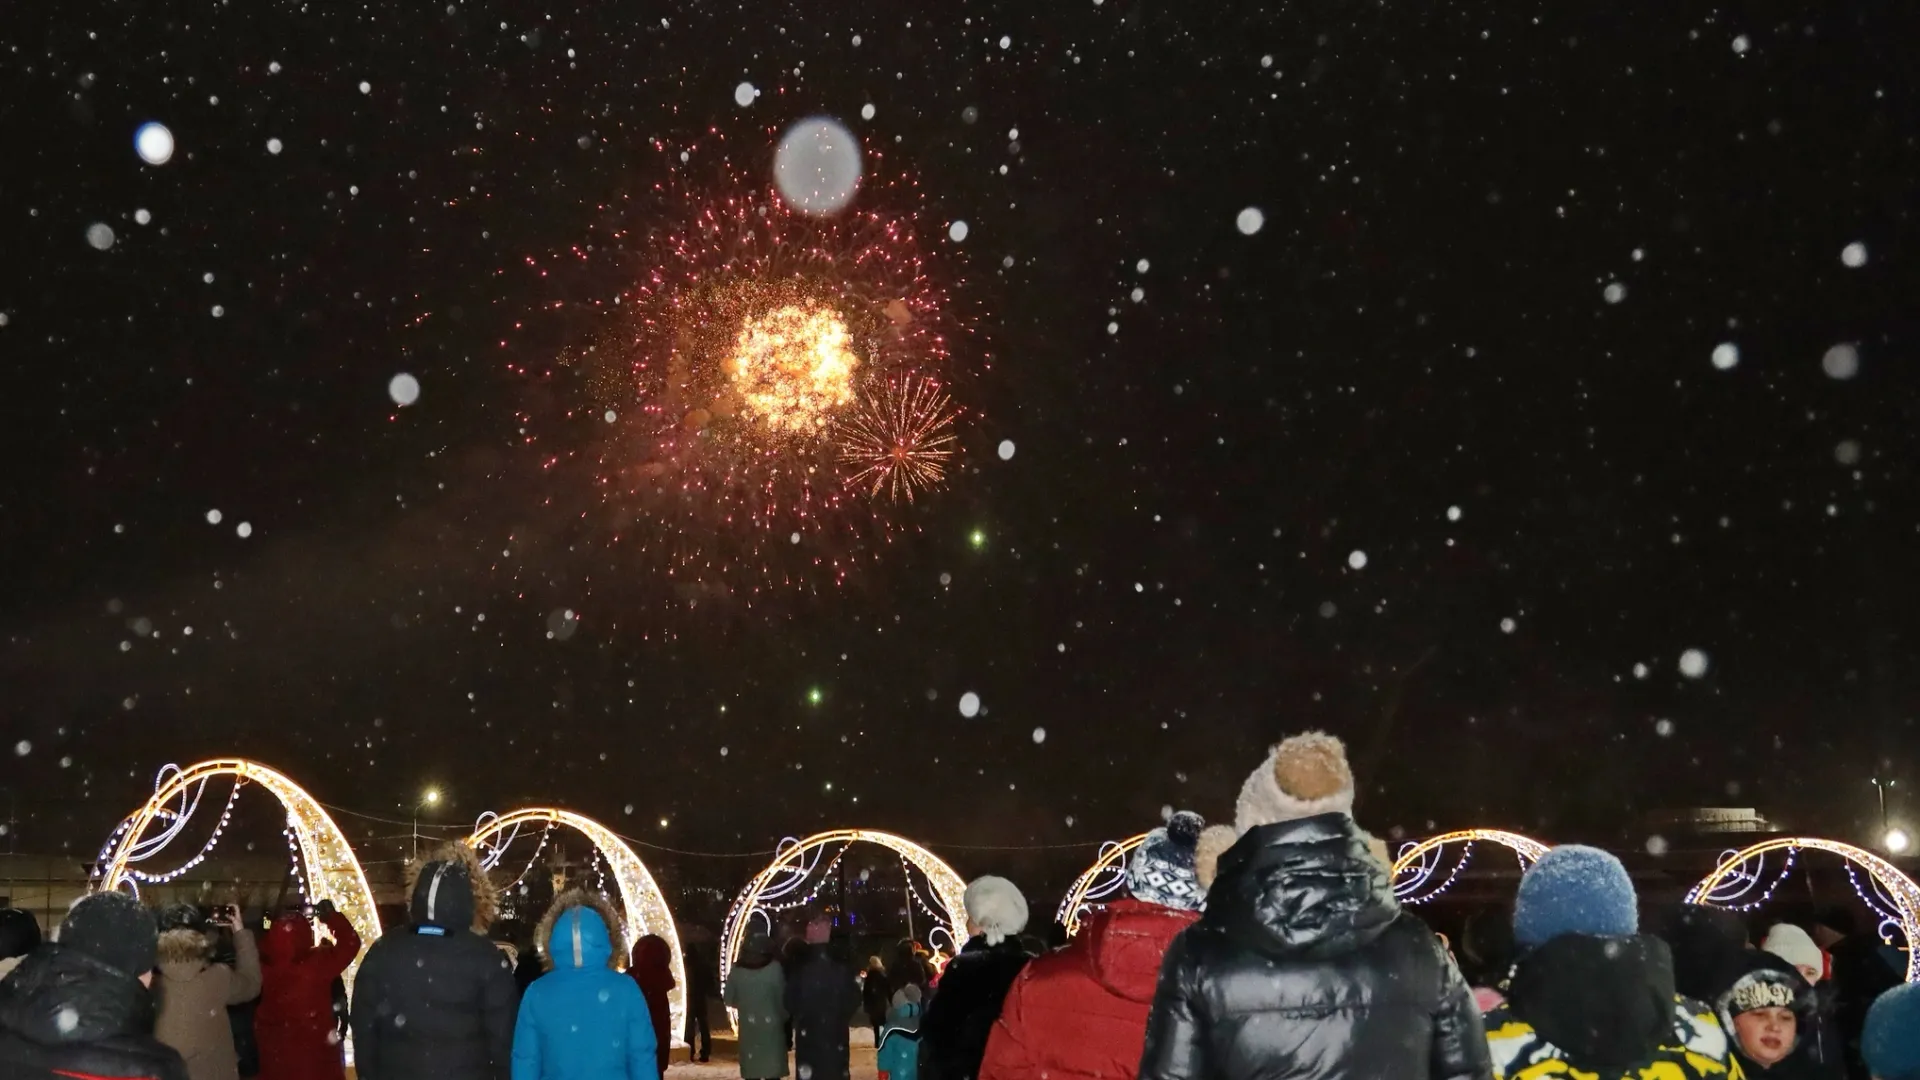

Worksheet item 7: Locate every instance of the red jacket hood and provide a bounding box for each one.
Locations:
[260,916,312,965]
[1079,899,1200,1003]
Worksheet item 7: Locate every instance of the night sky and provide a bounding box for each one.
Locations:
[3,0,1916,880]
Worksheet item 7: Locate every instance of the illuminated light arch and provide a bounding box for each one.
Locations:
[95,759,380,991]
[1391,829,1553,906]
[1056,834,1150,937]
[1689,837,1920,983]
[467,808,687,1040]
[721,829,967,992]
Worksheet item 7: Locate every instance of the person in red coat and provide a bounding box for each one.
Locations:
[978,813,1208,1080]
[253,900,361,1080]
[629,934,677,1073]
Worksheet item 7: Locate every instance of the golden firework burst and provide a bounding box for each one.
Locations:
[728,304,861,436]
[837,374,959,502]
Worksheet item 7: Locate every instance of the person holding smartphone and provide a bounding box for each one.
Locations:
[155,904,263,1080]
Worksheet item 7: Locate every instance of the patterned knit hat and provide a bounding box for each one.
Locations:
[1127,811,1207,911]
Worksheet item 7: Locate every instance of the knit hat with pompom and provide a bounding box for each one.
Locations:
[1126,811,1207,911]
[1233,731,1356,834]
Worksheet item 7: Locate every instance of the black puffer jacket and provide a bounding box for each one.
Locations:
[349,858,519,1080]
[1138,814,1490,1080]
[0,943,190,1080]
[919,936,1032,1080]
[786,945,863,1080]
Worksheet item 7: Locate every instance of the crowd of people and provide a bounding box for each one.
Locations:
[2,731,1919,1080]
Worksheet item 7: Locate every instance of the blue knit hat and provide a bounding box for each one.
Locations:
[1512,845,1637,949]
[1865,983,1920,1080]
[1127,811,1206,911]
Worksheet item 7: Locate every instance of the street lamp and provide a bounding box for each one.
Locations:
[412,788,442,862]
[1888,828,1912,855]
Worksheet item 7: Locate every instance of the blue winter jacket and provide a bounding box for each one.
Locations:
[511,903,659,1080]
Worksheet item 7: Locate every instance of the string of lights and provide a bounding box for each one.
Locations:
[128,779,246,884]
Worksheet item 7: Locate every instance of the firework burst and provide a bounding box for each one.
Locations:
[837,374,958,503]
[525,155,975,603]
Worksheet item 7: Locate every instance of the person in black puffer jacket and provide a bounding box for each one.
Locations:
[0,891,189,1080]
[1139,732,1489,1080]
[349,844,519,1080]
[918,877,1034,1080]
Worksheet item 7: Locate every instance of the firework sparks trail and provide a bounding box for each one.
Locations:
[837,374,958,503]
[519,157,978,604]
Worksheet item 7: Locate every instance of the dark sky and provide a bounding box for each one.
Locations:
[2,0,1916,885]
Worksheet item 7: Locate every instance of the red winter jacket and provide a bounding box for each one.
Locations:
[630,934,677,1075]
[254,911,361,1080]
[979,900,1198,1080]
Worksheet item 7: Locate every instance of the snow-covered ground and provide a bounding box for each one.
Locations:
[666,1029,882,1080]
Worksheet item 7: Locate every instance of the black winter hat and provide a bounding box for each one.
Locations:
[58,892,159,979]
[157,903,208,934]
[0,907,41,960]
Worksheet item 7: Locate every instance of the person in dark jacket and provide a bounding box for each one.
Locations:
[0,890,189,1080]
[980,813,1207,1080]
[918,877,1033,1080]
[350,845,519,1080]
[1718,952,1840,1079]
[1863,981,1920,1080]
[1482,846,1740,1080]
[1812,908,1901,1080]
[253,900,360,1080]
[0,906,41,983]
[681,937,715,1063]
[1761,924,1845,1076]
[861,955,890,1049]
[629,933,677,1076]
[1139,732,1489,1080]
[1650,902,1752,1003]
[786,917,862,1080]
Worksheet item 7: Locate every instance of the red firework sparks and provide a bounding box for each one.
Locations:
[527,155,973,600]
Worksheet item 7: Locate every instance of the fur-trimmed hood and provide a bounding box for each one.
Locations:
[155,927,211,969]
[405,840,500,932]
[536,890,626,972]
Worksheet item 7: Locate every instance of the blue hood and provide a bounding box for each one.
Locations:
[547,905,614,971]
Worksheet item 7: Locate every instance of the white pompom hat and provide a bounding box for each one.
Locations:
[962,875,1029,946]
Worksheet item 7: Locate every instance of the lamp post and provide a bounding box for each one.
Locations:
[412,788,441,862]
[1871,778,1900,852]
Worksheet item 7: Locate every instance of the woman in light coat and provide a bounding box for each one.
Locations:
[154,905,263,1080]
[723,934,789,1080]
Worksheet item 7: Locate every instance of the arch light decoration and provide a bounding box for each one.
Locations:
[721,829,968,992]
[1056,833,1150,937]
[468,808,688,1040]
[1391,829,1552,906]
[1689,837,1920,983]
[95,758,381,991]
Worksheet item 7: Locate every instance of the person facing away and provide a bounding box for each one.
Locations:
[1138,731,1490,1080]
[0,890,189,1080]
[680,937,715,1064]
[723,932,788,1080]
[628,933,676,1076]
[252,899,360,1080]
[1863,981,1920,1080]
[980,811,1208,1080]
[862,955,891,1047]
[154,903,262,1080]
[785,916,863,1080]
[917,876,1034,1080]
[350,844,520,1080]
[0,907,41,983]
[1717,952,1840,1079]
[1811,907,1902,1080]
[511,890,658,1080]
[1482,845,1741,1080]
[878,943,931,1080]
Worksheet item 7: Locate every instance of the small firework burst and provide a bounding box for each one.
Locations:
[518,150,975,604]
[837,374,959,503]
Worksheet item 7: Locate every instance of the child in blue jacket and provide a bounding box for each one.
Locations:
[512,890,659,1080]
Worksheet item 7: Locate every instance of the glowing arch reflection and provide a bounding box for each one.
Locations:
[95,758,381,991]
[721,829,967,992]
[1392,829,1552,906]
[1689,837,1920,983]
[1056,833,1150,937]
[468,808,687,1039]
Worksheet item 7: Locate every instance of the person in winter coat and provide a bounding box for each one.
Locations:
[1456,909,1515,1013]
[1863,981,1920,1080]
[786,917,862,1080]
[1139,732,1489,1080]
[724,933,788,1080]
[1652,903,1752,1004]
[0,907,40,983]
[0,890,189,1080]
[1718,952,1840,1079]
[862,956,891,1047]
[629,933,676,1075]
[154,904,262,1080]
[512,890,658,1080]
[1482,846,1742,1080]
[351,844,519,1080]
[918,877,1034,1080]
[1761,924,1845,1075]
[253,899,359,1080]
[980,812,1207,1080]
[1813,907,1902,1080]
[680,937,715,1063]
